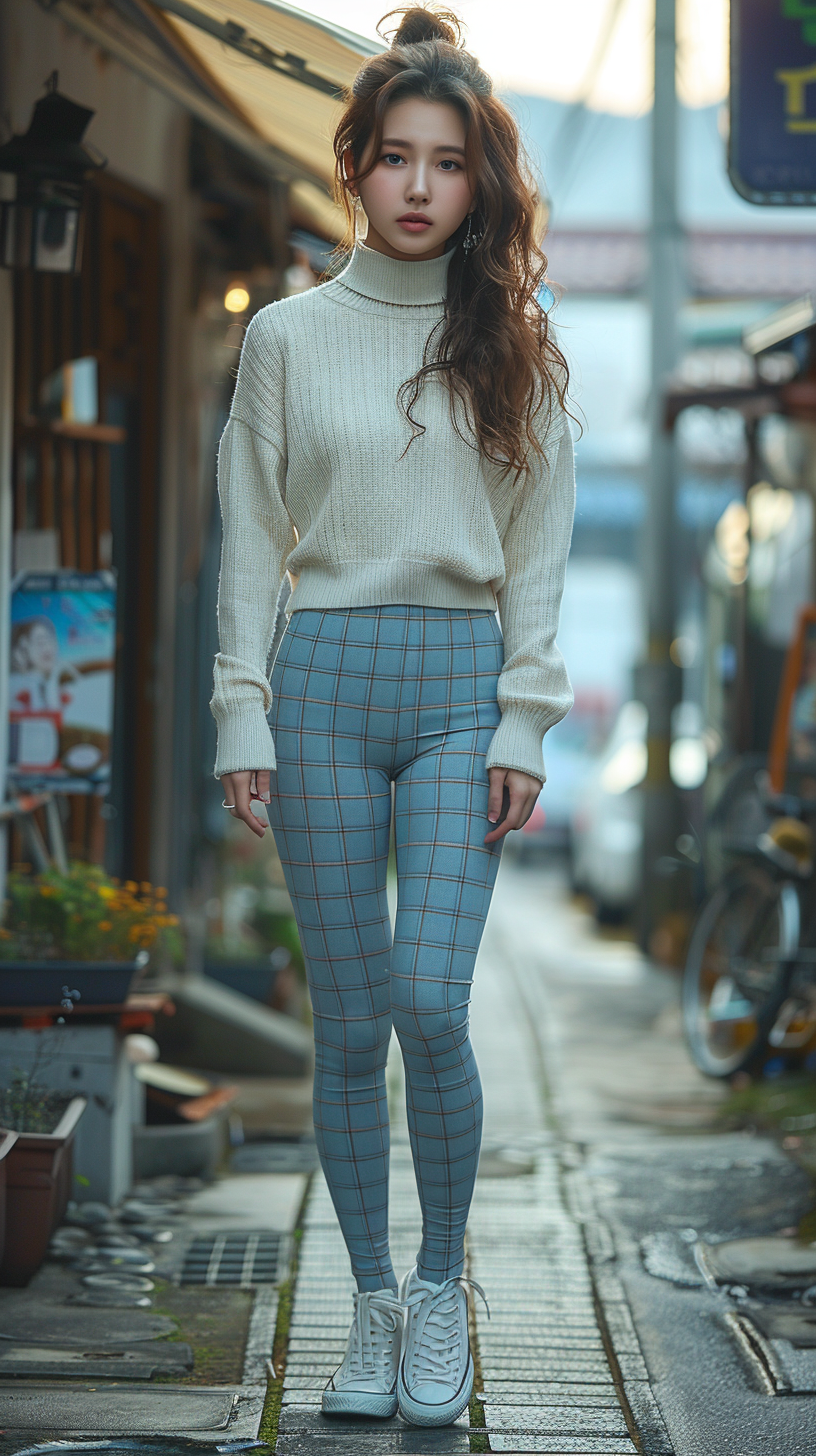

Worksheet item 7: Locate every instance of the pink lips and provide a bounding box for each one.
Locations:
[398,213,432,232]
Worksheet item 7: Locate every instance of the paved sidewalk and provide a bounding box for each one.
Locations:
[273,859,671,1454]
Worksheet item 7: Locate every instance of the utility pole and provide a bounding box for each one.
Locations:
[636,0,684,951]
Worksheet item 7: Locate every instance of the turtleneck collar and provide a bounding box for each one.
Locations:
[335,240,453,306]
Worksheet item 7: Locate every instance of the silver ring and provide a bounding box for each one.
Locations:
[221,800,236,809]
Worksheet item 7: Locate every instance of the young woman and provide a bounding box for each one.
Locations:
[212,5,575,1429]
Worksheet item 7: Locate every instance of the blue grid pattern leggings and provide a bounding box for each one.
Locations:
[266,605,505,1291]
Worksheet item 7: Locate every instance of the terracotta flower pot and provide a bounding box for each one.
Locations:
[0,1096,86,1287]
[0,1127,19,1267]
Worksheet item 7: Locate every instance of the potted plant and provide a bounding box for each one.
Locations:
[0,1126,19,1267]
[0,1069,86,1286]
[0,861,182,1006]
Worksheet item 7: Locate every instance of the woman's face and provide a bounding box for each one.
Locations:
[351,96,475,262]
[27,624,57,674]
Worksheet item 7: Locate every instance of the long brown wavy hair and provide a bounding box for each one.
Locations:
[332,6,570,478]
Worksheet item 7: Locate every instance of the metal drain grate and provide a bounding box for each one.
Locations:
[181,1230,287,1286]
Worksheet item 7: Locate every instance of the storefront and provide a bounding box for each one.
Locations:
[0,0,372,897]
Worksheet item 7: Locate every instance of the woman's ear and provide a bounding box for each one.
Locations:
[343,148,358,198]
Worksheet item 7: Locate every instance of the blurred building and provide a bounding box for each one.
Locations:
[514,92,816,870]
[0,0,367,903]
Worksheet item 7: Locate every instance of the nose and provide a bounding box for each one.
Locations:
[406,161,430,205]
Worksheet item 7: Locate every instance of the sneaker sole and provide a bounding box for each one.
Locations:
[397,1356,474,1427]
[322,1389,398,1419]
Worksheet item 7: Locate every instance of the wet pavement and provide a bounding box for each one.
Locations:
[489,860,816,1454]
[5,859,816,1453]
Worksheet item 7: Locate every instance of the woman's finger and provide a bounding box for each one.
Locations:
[486,768,507,825]
[254,770,271,803]
[484,773,541,844]
[223,771,266,839]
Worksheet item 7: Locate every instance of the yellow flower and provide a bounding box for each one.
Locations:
[127,925,142,942]
[156,888,168,899]
[140,881,152,893]
[39,885,56,897]
[98,920,113,932]
[98,886,116,901]
[125,881,139,894]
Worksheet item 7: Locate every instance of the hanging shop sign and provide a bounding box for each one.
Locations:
[8,570,116,792]
[730,0,816,204]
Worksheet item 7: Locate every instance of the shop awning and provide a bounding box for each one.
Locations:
[49,0,379,231]
[154,0,379,185]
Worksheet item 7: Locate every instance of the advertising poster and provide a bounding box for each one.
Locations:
[8,570,116,791]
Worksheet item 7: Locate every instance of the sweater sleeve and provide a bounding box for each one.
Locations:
[485,418,576,783]
[210,312,297,779]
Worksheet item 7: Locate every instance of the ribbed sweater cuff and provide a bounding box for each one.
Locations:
[212,706,277,780]
[485,710,548,784]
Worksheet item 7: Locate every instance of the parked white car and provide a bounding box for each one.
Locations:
[571,701,647,919]
[571,698,709,919]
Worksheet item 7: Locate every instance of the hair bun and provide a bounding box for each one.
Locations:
[382,7,462,49]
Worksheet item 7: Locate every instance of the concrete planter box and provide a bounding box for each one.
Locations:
[0,1096,86,1287]
[133,1110,229,1181]
[0,1128,19,1268]
[0,957,146,1008]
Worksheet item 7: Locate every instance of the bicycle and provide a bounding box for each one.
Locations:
[683,604,816,1079]
[682,786,816,1077]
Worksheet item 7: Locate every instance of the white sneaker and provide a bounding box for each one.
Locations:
[397,1267,487,1427]
[322,1287,402,1418]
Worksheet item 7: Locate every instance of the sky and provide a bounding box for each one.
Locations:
[307,0,730,115]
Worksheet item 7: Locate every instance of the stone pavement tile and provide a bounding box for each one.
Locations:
[0,1298,176,1346]
[479,1351,611,1368]
[480,1388,622,1405]
[276,1436,469,1454]
[288,1335,348,1346]
[487,1440,637,1455]
[277,1405,470,1451]
[284,1356,343,1368]
[0,1384,247,1434]
[183,1173,307,1232]
[479,1334,606,1349]
[483,1406,631,1437]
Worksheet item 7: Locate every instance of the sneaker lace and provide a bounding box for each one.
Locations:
[403,1275,489,1383]
[344,1290,401,1379]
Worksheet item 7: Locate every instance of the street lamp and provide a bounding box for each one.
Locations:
[0,72,105,274]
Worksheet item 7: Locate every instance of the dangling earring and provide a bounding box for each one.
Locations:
[462,213,484,254]
[352,194,365,243]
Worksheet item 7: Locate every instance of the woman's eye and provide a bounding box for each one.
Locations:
[439,160,461,171]
[382,153,404,165]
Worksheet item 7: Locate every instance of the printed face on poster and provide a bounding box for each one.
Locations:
[8,570,116,790]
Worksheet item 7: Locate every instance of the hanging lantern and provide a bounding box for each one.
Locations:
[0,72,106,274]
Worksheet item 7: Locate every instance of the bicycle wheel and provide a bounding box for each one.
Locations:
[683,863,800,1077]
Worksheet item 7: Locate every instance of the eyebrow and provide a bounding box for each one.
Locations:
[381,137,466,155]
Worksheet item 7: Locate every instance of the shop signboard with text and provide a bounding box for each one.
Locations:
[8,570,116,791]
[730,0,816,203]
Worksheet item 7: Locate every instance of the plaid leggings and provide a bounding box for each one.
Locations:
[266,605,505,1290]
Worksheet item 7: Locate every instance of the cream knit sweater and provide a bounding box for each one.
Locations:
[211,242,575,783]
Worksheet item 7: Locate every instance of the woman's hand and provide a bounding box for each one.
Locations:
[220,770,271,840]
[484,766,543,845]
